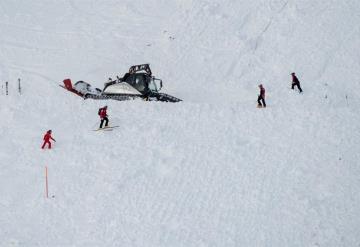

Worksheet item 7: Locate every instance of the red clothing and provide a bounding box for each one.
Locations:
[43,133,54,142]
[99,108,107,119]
[42,140,52,149]
[42,131,55,149]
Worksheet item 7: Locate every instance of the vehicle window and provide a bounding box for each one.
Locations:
[148,79,157,92]
[133,75,148,93]
[125,74,136,85]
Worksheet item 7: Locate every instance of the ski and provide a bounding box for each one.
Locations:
[93,126,119,131]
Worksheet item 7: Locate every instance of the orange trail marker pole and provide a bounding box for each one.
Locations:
[45,166,49,198]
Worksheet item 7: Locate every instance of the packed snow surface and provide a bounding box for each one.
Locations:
[1,0,360,246]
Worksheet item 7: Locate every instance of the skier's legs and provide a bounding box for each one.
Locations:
[104,117,109,127]
[257,95,262,106]
[261,97,266,107]
[297,83,303,93]
[100,119,104,128]
[42,141,51,149]
[291,83,295,90]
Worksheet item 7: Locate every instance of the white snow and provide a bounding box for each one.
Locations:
[1,0,360,246]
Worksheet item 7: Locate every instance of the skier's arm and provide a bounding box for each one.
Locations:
[51,136,56,142]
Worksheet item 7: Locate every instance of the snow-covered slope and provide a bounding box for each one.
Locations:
[1,1,360,246]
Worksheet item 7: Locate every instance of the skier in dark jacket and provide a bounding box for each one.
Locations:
[41,130,56,149]
[291,72,303,93]
[257,84,266,108]
[99,106,109,128]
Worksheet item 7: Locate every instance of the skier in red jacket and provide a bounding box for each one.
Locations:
[257,84,266,108]
[98,105,109,128]
[41,130,56,149]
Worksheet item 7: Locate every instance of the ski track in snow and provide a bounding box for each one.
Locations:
[1,0,360,246]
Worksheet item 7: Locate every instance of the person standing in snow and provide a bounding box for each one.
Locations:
[41,130,56,149]
[257,84,266,108]
[291,72,303,93]
[98,105,109,128]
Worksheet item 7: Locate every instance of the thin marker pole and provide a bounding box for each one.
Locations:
[45,166,49,198]
[18,78,21,95]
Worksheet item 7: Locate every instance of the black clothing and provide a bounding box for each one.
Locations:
[291,82,303,92]
[100,117,109,128]
[292,75,303,93]
[257,95,266,107]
